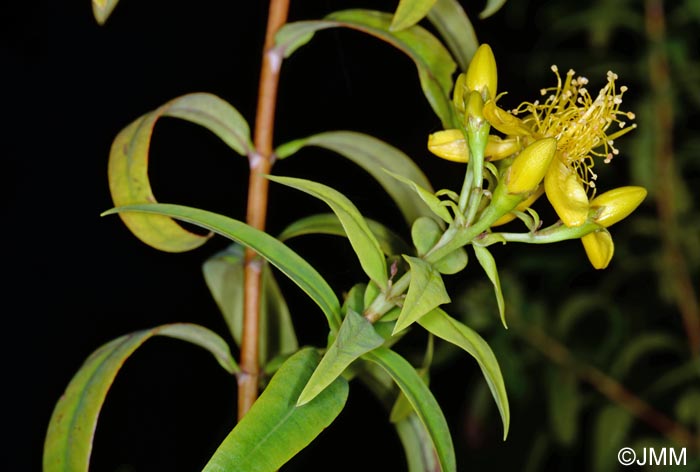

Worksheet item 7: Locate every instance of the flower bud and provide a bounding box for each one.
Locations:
[453,73,467,113]
[590,186,647,228]
[428,132,523,163]
[466,44,497,99]
[506,137,557,194]
[581,229,614,269]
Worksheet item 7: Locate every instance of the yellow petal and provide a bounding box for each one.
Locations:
[590,186,647,228]
[466,44,498,99]
[581,230,614,269]
[544,159,589,227]
[492,186,544,226]
[428,129,469,162]
[486,135,522,160]
[507,138,557,194]
[483,100,532,136]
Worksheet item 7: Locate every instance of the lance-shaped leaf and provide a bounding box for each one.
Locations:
[276,131,435,225]
[385,170,453,224]
[473,244,506,328]
[393,256,450,335]
[418,308,510,439]
[267,175,388,288]
[390,0,438,31]
[363,347,456,472]
[92,0,120,25]
[480,0,509,19]
[278,213,412,256]
[202,348,349,472]
[103,203,342,332]
[274,10,457,127]
[43,323,237,472]
[426,0,478,71]
[297,309,384,406]
[202,243,298,364]
[108,92,253,253]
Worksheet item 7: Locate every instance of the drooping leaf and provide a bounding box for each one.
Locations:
[103,203,342,332]
[92,0,119,25]
[275,10,457,127]
[108,93,252,253]
[480,0,509,19]
[297,309,384,406]
[275,131,435,225]
[202,244,298,364]
[390,335,433,422]
[390,0,438,31]
[43,323,237,472]
[202,348,349,472]
[363,347,456,472]
[267,175,388,288]
[426,0,478,70]
[546,367,580,446]
[277,213,412,256]
[393,256,450,334]
[418,308,510,439]
[385,170,453,224]
[609,333,683,379]
[592,406,632,472]
[473,244,506,328]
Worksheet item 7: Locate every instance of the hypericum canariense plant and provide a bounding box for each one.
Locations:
[44,2,645,471]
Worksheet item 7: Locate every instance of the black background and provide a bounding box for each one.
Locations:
[6,0,653,470]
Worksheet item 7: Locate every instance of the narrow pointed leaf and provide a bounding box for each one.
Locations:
[480,0,509,19]
[43,323,236,472]
[276,131,435,225]
[390,0,438,31]
[385,170,453,224]
[202,348,349,472]
[418,308,510,439]
[546,367,580,446]
[298,309,384,406]
[202,244,298,364]
[363,347,456,472]
[426,0,478,70]
[267,175,388,288]
[108,93,252,253]
[278,213,412,256]
[473,244,506,328]
[393,256,450,334]
[275,10,457,127]
[92,0,119,25]
[103,204,342,332]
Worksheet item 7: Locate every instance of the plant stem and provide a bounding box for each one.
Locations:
[644,0,700,357]
[239,0,290,420]
[519,323,698,450]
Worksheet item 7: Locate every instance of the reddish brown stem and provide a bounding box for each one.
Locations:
[644,0,700,357]
[238,0,290,420]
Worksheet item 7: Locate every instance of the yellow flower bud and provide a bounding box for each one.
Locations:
[544,159,590,227]
[428,132,523,163]
[581,229,614,269]
[453,73,467,113]
[492,186,544,226]
[506,138,557,194]
[590,186,647,228]
[466,44,497,99]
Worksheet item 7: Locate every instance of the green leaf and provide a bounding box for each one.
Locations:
[202,244,298,365]
[267,175,388,288]
[363,347,456,472]
[202,348,349,472]
[609,333,683,379]
[473,244,507,328]
[480,0,509,19]
[418,308,510,439]
[386,170,453,224]
[108,93,253,253]
[390,0,438,31]
[276,131,436,226]
[592,406,632,472]
[393,256,451,334]
[43,323,237,472]
[275,10,457,127]
[426,0,478,70]
[297,309,384,406]
[411,216,442,256]
[103,203,342,332]
[546,367,580,446]
[278,213,411,256]
[92,0,119,25]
